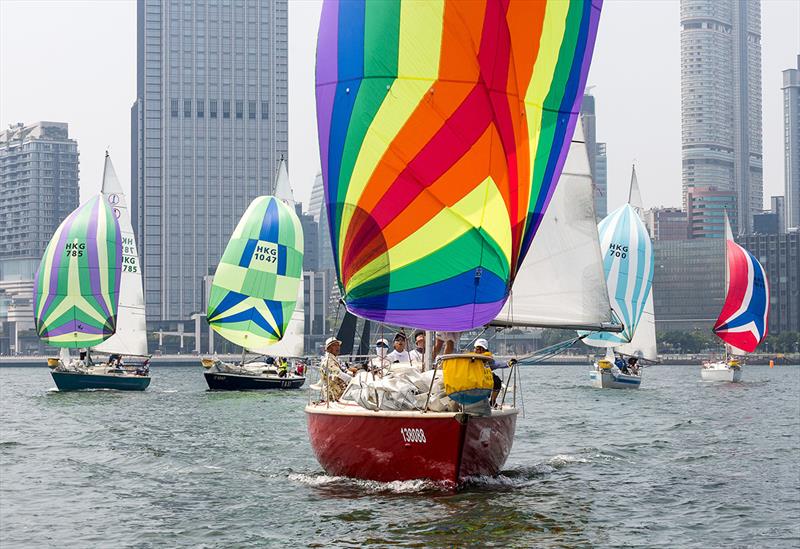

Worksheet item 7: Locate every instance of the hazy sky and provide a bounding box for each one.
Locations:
[1,0,798,213]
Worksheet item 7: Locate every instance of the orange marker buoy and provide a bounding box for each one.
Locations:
[769,359,774,368]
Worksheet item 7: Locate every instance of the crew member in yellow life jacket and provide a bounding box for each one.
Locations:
[473,338,505,407]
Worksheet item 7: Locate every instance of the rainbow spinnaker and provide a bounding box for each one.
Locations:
[316,0,603,330]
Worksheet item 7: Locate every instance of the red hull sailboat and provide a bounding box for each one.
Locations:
[308,0,609,486]
[307,404,517,484]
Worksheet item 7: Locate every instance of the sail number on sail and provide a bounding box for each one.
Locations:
[608,243,628,259]
[64,242,85,257]
[251,243,278,265]
[400,428,427,444]
[122,236,139,273]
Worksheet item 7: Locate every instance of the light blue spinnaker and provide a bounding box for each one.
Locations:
[581,201,654,347]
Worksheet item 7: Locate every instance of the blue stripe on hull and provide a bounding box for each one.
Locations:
[51,372,151,392]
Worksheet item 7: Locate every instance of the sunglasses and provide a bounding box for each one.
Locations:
[376,342,389,348]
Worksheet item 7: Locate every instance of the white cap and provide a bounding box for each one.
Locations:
[375,338,389,347]
[474,338,489,350]
[325,336,342,349]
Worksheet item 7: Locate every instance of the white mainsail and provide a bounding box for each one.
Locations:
[493,123,616,331]
[94,153,149,357]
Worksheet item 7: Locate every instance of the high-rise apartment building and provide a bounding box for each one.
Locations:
[783,55,800,230]
[133,0,289,321]
[0,121,80,353]
[580,92,608,219]
[680,0,762,235]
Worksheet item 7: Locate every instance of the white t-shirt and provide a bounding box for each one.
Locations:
[386,349,411,363]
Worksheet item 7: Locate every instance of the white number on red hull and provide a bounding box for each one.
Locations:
[400,428,426,443]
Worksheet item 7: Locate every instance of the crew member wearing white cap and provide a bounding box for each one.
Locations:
[321,336,349,401]
[473,338,504,408]
[370,338,391,370]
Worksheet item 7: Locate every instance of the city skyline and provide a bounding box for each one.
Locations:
[1,1,798,215]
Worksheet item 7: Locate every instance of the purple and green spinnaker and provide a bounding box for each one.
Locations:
[34,195,123,348]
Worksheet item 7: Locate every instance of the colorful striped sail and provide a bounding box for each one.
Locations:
[713,219,769,353]
[207,196,304,351]
[34,195,123,348]
[316,0,603,330]
[582,203,654,347]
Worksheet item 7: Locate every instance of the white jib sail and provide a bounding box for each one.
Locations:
[273,159,295,208]
[617,290,657,361]
[493,123,615,330]
[94,153,149,357]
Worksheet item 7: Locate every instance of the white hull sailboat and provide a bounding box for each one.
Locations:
[583,166,657,389]
[700,214,770,382]
[700,361,742,383]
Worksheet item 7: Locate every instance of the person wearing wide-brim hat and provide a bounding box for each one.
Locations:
[321,336,348,401]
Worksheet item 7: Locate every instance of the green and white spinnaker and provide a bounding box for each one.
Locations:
[207,195,304,351]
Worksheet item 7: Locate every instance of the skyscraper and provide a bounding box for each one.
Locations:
[133,0,289,322]
[680,0,763,236]
[580,92,608,219]
[0,121,80,353]
[783,55,800,230]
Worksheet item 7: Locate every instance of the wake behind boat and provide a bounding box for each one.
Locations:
[200,160,306,391]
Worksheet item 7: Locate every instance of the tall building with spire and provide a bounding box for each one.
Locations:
[784,55,800,230]
[133,0,289,321]
[680,0,763,236]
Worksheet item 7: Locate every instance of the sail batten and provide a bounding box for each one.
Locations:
[317,0,603,331]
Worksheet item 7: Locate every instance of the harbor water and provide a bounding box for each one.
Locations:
[1,364,798,548]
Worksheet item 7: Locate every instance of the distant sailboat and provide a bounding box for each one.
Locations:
[701,214,769,382]
[582,166,656,389]
[35,154,151,391]
[201,160,306,390]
